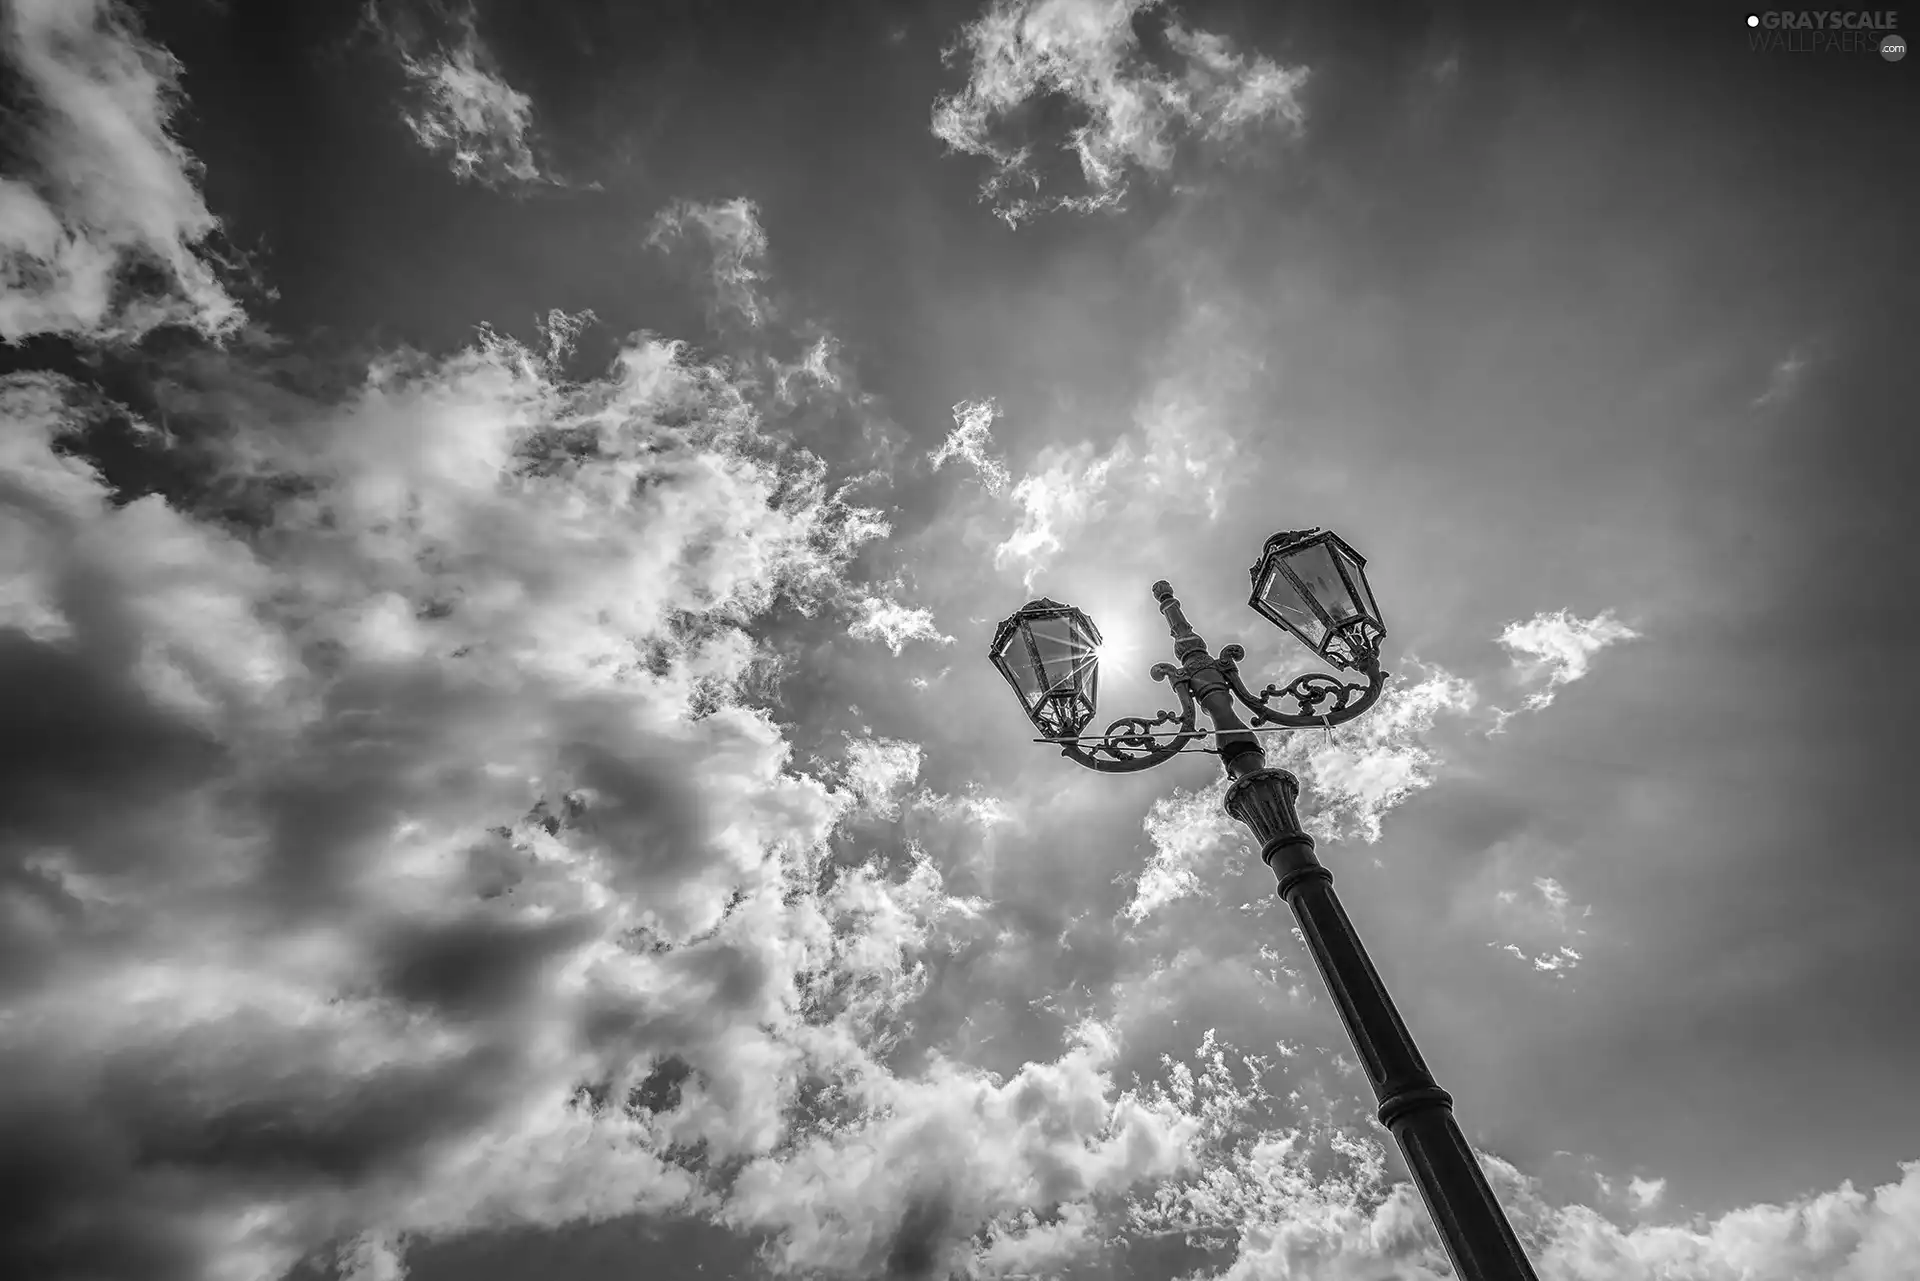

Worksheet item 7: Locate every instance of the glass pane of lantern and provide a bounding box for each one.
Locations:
[997,630,1043,700]
[1284,541,1359,625]
[1333,543,1378,623]
[1029,615,1090,696]
[1259,561,1328,646]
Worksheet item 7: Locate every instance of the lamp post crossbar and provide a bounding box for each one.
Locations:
[990,537,1540,1281]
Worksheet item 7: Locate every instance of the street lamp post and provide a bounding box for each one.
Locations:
[988,529,1540,1281]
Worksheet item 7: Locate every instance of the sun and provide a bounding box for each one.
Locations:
[1091,618,1142,677]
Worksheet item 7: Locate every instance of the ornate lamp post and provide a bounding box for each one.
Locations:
[989,529,1539,1281]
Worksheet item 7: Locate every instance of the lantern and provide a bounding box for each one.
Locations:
[988,597,1103,739]
[1248,528,1385,669]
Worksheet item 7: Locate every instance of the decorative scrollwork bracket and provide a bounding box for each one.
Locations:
[1215,644,1388,730]
[1055,661,1204,773]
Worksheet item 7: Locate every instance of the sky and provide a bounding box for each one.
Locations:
[0,1,1916,1279]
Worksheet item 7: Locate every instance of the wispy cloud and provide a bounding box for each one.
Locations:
[932,0,1309,225]
[1754,348,1811,408]
[0,0,241,342]
[367,0,554,189]
[1490,607,1640,731]
[1122,780,1240,924]
[928,397,1014,494]
[1489,869,1590,977]
[647,197,773,327]
[848,595,956,656]
[1279,666,1480,844]
[993,435,1135,590]
[945,382,1241,592]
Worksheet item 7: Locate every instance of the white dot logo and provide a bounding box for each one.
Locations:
[1747,13,1760,25]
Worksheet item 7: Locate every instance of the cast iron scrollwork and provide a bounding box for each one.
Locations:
[1057,661,1204,773]
[1216,643,1388,729]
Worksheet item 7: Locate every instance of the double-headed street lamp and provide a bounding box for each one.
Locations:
[989,529,1540,1281]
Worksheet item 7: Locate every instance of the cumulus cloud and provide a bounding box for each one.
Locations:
[367,0,553,189]
[0,0,242,342]
[647,197,774,327]
[847,595,956,656]
[1125,1034,1920,1281]
[932,0,1310,225]
[0,154,1216,1276]
[1490,607,1640,731]
[0,313,907,1274]
[729,1021,1195,1278]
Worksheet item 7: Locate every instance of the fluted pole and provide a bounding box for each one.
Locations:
[1151,581,1539,1281]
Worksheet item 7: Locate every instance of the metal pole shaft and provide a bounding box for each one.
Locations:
[1229,770,1540,1281]
[1149,581,1539,1281]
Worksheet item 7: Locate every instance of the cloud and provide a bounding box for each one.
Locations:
[1277,666,1480,844]
[1122,780,1239,924]
[0,0,242,342]
[727,1021,1196,1278]
[368,0,553,189]
[1754,348,1811,408]
[931,0,1309,226]
[993,436,1135,590]
[0,312,908,1273]
[968,386,1242,591]
[0,286,1112,1275]
[1628,1174,1666,1211]
[840,734,926,820]
[1490,607,1640,730]
[0,168,1208,1277]
[847,595,956,656]
[647,198,773,327]
[928,398,1014,495]
[1123,1040,1920,1281]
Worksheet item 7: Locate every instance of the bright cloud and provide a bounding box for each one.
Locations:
[1125,1037,1920,1281]
[994,435,1135,589]
[0,0,241,341]
[841,734,926,820]
[928,397,1014,494]
[370,0,552,189]
[1491,607,1641,729]
[848,595,956,656]
[973,389,1242,591]
[1279,666,1480,844]
[729,1022,1196,1277]
[932,0,1309,225]
[1122,780,1240,923]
